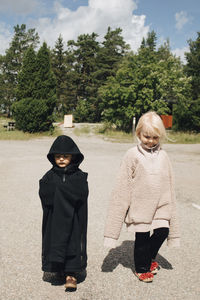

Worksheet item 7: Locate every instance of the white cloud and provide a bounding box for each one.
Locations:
[172,46,189,64]
[0,0,39,15]
[31,0,149,51]
[175,11,189,30]
[0,0,149,54]
[0,22,12,54]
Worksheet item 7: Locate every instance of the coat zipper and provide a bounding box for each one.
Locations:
[62,167,67,182]
[62,174,66,182]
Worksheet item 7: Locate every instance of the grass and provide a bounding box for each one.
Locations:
[73,123,136,142]
[0,117,62,140]
[73,126,91,136]
[1,117,199,143]
[165,131,200,144]
[73,124,101,136]
[98,128,135,143]
[73,122,200,144]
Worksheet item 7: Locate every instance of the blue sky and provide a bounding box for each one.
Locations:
[0,0,199,62]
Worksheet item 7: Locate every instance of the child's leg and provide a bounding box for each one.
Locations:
[134,232,151,273]
[150,227,169,260]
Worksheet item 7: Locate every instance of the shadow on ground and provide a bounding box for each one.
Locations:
[101,240,173,273]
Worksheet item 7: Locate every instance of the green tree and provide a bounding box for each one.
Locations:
[0,24,39,115]
[50,28,129,122]
[34,42,56,100]
[184,32,200,99]
[7,24,39,72]
[66,33,100,121]
[51,35,68,114]
[95,27,130,82]
[12,43,56,132]
[156,39,171,61]
[12,98,55,132]
[0,68,5,112]
[99,35,191,131]
[173,32,200,131]
[0,55,12,114]
[173,97,200,131]
[90,27,130,121]
[16,46,37,100]
[146,30,157,51]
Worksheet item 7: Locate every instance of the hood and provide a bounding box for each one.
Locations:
[47,135,84,167]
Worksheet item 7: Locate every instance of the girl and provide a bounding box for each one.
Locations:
[104,111,180,282]
[39,135,88,291]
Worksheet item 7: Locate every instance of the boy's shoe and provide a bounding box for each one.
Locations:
[65,276,77,292]
[135,272,154,282]
[150,261,160,274]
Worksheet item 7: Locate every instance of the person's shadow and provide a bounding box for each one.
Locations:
[101,240,173,273]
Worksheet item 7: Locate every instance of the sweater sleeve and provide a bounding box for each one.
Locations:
[104,149,135,247]
[166,157,180,247]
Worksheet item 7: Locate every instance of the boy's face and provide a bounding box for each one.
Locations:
[54,154,72,168]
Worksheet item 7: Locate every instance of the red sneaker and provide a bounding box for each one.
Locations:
[150,261,159,274]
[135,272,154,282]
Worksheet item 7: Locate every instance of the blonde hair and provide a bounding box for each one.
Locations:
[136,111,166,140]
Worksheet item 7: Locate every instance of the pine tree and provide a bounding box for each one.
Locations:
[66,33,100,121]
[184,32,200,99]
[0,24,39,115]
[12,43,56,132]
[34,42,56,100]
[16,47,37,100]
[146,30,157,51]
[96,27,130,82]
[51,35,67,114]
[8,24,39,71]
[174,32,200,131]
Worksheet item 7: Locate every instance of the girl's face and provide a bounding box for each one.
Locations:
[139,130,160,148]
[54,154,72,168]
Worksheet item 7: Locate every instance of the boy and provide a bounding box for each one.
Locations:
[39,135,88,291]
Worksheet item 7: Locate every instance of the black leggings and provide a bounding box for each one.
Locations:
[134,227,169,273]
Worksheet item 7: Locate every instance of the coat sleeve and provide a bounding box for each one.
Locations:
[39,171,55,207]
[104,149,135,247]
[166,156,180,247]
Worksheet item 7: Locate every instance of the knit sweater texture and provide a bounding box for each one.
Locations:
[104,143,180,248]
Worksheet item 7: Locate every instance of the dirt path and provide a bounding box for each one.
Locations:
[1,130,200,300]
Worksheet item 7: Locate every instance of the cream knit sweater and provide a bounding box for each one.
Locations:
[104,143,180,248]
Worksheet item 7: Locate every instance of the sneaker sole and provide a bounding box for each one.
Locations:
[151,268,158,274]
[151,266,160,274]
[65,285,77,292]
[135,273,154,283]
[65,287,77,292]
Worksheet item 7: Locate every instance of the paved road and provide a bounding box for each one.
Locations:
[1,128,200,300]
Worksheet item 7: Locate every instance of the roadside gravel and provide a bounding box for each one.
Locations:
[1,128,200,300]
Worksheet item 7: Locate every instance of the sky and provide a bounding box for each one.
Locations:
[0,0,199,62]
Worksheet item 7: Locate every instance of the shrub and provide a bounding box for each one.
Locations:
[12,98,55,132]
[74,98,96,122]
[173,97,200,132]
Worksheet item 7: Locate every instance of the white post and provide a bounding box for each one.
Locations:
[64,115,73,128]
[132,117,136,134]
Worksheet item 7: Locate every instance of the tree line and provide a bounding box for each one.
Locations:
[0,24,199,132]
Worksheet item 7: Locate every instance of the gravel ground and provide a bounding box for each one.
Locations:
[1,127,200,300]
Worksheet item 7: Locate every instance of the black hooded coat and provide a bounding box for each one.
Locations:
[39,135,88,273]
